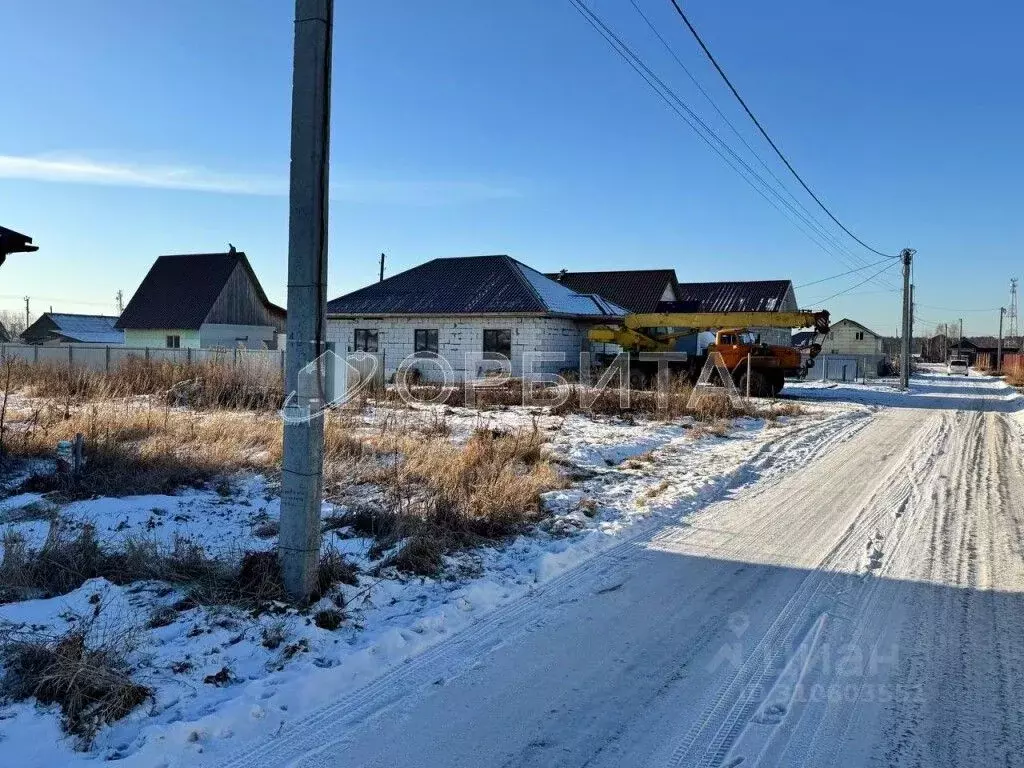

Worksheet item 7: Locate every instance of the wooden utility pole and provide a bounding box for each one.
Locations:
[280,0,334,602]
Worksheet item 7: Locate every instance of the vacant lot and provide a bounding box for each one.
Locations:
[0,358,824,764]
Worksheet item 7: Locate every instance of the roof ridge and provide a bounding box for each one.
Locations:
[503,256,549,313]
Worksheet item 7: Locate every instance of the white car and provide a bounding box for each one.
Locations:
[947,359,969,376]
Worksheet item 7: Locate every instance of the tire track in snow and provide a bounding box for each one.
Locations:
[212,410,871,768]
[659,411,950,768]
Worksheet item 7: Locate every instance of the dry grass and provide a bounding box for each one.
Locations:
[0,520,357,608]
[359,425,568,576]
[1,390,566,577]
[4,358,283,411]
[1005,370,1024,387]
[0,615,150,748]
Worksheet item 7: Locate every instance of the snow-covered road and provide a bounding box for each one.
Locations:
[219,372,1024,768]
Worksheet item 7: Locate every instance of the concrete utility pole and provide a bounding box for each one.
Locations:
[958,318,963,360]
[913,286,921,360]
[998,307,1005,373]
[899,248,914,388]
[23,296,29,329]
[279,0,334,602]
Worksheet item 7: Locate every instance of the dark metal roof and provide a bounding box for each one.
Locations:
[673,280,795,313]
[966,336,1019,352]
[117,252,283,330]
[543,269,679,314]
[327,255,627,318]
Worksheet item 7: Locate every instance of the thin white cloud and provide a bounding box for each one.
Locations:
[0,153,518,204]
[0,153,283,195]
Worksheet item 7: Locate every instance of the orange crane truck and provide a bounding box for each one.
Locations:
[587,310,830,396]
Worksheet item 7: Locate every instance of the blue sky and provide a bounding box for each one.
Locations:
[1,0,1021,335]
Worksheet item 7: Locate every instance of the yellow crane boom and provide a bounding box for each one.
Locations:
[588,310,829,351]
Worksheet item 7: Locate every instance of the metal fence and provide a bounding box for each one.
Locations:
[0,343,285,377]
[806,353,887,382]
[0,343,389,400]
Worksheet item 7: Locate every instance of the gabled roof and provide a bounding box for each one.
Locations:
[966,336,1018,351]
[543,269,679,314]
[22,313,123,344]
[673,280,794,313]
[834,318,882,338]
[792,331,816,348]
[327,255,627,318]
[117,251,283,330]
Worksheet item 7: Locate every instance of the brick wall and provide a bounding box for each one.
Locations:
[326,315,591,381]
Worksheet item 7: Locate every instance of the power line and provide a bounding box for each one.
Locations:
[627,0,882,277]
[665,0,895,259]
[794,257,892,289]
[567,0,892,285]
[808,261,900,304]
[916,303,998,313]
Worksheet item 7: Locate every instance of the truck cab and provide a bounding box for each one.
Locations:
[706,328,806,396]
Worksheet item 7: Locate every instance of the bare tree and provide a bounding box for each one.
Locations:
[0,309,29,341]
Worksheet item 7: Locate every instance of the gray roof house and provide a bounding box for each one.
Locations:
[116,250,286,350]
[20,313,124,345]
[326,255,626,381]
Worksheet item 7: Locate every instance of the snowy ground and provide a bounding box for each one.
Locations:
[198,371,1023,768]
[0,395,869,767]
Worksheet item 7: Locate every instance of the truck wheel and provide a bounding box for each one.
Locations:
[767,372,785,397]
[737,370,769,397]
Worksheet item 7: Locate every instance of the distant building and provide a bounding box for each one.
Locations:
[116,251,285,349]
[20,313,123,346]
[822,318,883,356]
[791,330,817,350]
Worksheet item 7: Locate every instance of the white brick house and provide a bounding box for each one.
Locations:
[325,256,625,382]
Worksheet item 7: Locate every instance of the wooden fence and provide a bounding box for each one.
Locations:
[1003,353,1024,377]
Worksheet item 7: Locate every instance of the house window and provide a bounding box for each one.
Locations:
[166,335,181,349]
[414,329,439,355]
[855,331,864,341]
[483,329,511,360]
[354,329,378,352]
